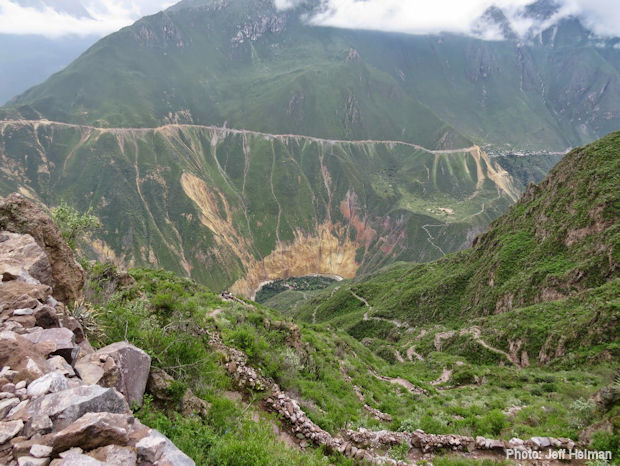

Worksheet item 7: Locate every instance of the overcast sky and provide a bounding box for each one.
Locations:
[0,0,618,39]
[0,0,174,38]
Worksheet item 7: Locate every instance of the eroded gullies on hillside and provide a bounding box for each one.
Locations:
[0,119,520,297]
[49,128,619,464]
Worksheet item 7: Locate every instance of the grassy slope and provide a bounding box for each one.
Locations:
[83,265,618,465]
[302,131,619,329]
[74,133,619,464]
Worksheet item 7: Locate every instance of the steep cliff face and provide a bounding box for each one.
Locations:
[0,193,84,303]
[230,222,360,298]
[0,120,519,295]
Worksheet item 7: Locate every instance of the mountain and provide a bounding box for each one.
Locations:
[0,0,175,105]
[0,0,617,294]
[2,0,619,150]
[31,132,617,464]
[0,134,615,466]
[291,131,619,365]
[0,120,522,296]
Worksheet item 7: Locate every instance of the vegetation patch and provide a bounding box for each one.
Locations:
[255,275,337,303]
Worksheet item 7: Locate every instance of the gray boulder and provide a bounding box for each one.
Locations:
[22,328,78,365]
[75,342,150,406]
[136,429,195,466]
[88,444,137,466]
[25,385,129,431]
[0,233,52,286]
[0,419,23,443]
[27,372,69,398]
[49,412,130,455]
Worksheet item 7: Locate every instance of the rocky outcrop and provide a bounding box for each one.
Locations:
[75,342,150,407]
[0,201,193,466]
[0,194,84,303]
[0,233,52,287]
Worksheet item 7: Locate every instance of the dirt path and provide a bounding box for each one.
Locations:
[422,224,446,257]
[312,286,340,324]
[202,315,566,464]
[351,290,410,329]
[406,345,424,362]
[431,367,453,386]
[434,328,520,368]
[434,331,456,351]
[0,119,479,156]
[207,308,224,319]
[370,369,428,396]
[339,362,393,422]
[463,327,521,367]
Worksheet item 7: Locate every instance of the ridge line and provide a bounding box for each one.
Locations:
[0,119,477,155]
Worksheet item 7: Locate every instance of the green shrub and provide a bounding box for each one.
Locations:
[51,201,100,250]
[591,431,620,462]
[208,398,240,435]
[451,367,477,386]
[479,410,508,436]
[569,398,596,430]
[167,380,188,404]
[376,346,398,364]
[389,441,410,461]
[420,414,449,434]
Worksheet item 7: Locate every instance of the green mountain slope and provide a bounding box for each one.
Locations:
[294,131,619,366]
[76,132,618,464]
[0,120,519,295]
[0,0,618,294]
[2,0,618,150]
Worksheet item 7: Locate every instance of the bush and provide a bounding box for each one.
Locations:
[420,414,450,434]
[208,398,241,435]
[569,398,596,430]
[591,431,620,461]
[479,410,508,436]
[451,367,476,386]
[389,441,410,461]
[51,201,100,250]
[376,346,398,364]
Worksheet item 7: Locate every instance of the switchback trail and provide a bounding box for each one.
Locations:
[350,290,519,367]
[350,290,411,330]
[421,224,446,257]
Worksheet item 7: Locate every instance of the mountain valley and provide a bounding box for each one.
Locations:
[0,0,618,464]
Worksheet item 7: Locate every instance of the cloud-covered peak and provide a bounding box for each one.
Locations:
[275,0,620,40]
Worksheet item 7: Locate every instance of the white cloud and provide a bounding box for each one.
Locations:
[0,0,175,38]
[560,0,620,37]
[274,0,303,9]
[277,0,620,39]
[1,0,618,39]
